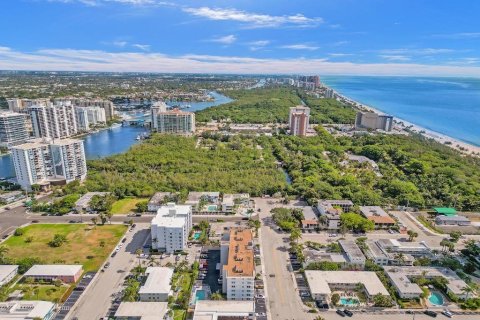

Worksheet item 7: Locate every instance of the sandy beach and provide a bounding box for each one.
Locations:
[329,87,480,157]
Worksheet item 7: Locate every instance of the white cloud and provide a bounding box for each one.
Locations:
[248,40,270,51]
[380,55,411,62]
[112,41,128,47]
[329,53,353,57]
[280,44,319,50]
[210,35,237,45]
[1,46,480,77]
[379,48,455,55]
[182,7,323,28]
[132,44,150,51]
[432,32,480,39]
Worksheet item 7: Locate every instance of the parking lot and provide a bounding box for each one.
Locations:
[54,272,96,320]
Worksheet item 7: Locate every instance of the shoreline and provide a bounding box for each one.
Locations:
[326,86,480,157]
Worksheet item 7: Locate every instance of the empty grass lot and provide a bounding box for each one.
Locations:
[12,283,70,302]
[110,197,148,215]
[3,224,127,272]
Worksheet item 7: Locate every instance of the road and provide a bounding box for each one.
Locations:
[67,223,150,320]
[257,198,313,320]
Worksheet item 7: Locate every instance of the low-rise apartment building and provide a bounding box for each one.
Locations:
[359,206,396,229]
[221,228,255,301]
[24,265,83,283]
[435,215,471,226]
[338,240,366,268]
[151,203,192,253]
[74,192,110,213]
[385,266,469,300]
[147,192,173,212]
[193,300,255,320]
[0,300,55,320]
[139,267,173,302]
[366,239,432,266]
[185,192,220,213]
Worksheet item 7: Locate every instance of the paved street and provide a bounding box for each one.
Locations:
[67,223,150,320]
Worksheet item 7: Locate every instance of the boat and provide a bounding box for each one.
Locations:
[135,135,141,141]
[110,123,122,129]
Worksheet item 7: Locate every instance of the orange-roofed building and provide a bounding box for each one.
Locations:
[220,228,255,301]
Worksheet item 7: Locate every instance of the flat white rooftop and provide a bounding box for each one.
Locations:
[193,300,255,320]
[0,265,18,281]
[139,267,173,295]
[115,302,168,320]
[305,270,389,296]
[24,264,82,277]
[0,300,54,319]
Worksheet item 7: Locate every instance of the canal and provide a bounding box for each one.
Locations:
[0,91,233,179]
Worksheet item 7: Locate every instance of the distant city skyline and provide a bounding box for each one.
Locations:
[1,0,480,76]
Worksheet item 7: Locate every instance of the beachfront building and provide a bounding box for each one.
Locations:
[11,138,87,191]
[23,265,83,283]
[355,111,393,132]
[0,265,18,286]
[151,203,192,253]
[0,300,55,320]
[139,267,173,302]
[151,106,195,135]
[192,300,256,320]
[221,228,255,301]
[147,192,173,212]
[74,192,110,213]
[305,270,390,303]
[0,112,29,148]
[289,106,310,136]
[29,102,78,139]
[385,266,469,300]
[359,206,396,229]
[338,240,366,268]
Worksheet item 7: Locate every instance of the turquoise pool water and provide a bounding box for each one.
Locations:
[429,292,444,305]
[194,289,206,303]
[340,297,359,306]
[193,232,201,240]
[207,205,218,212]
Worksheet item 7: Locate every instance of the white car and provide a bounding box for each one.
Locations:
[442,310,453,318]
[255,294,265,299]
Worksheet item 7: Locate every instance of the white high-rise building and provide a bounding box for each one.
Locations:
[55,98,115,121]
[151,203,192,253]
[7,98,50,113]
[75,106,106,132]
[0,112,29,148]
[221,228,255,301]
[29,102,78,139]
[151,106,195,135]
[11,138,87,191]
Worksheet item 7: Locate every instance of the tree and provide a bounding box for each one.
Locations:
[14,228,24,236]
[340,213,374,233]
[373,294,393,307]
[135,248,143,267]
[394,253,406,265]
[48,234,67,247]
[449,231,462,243]
[290,228,302,244]
[407,230,418,242]
[331,293,340,305]
[461,285,475,300]
[91,216,98,225]
[0,246,9,263]
[135,200,148,213]
[211,292,224,300]
[198,220,210,230]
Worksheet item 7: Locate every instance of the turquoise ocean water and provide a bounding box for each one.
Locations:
[322,76,480,147]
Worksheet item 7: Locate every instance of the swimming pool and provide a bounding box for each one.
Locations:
[339,297,359,306]
[194,289,206,303]
[207,205,218,212]
[193,231,202,240]
[429,292,444,306]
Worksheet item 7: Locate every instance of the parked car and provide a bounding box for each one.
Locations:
[343,309,353,317]
[424,310,437,318]
[121,238,127,243]
[31,220,39,223]
[104,262,111,269]
[441,310,452,318]
[336,309,346,317]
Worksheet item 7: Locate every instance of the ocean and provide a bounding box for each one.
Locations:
[321,76,480,147]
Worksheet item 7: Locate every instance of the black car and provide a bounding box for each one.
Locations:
[336,309,346,317]
[343,309,353,317]
[121,238,127,243]
[111,252,117,258]
[424,310,437,318]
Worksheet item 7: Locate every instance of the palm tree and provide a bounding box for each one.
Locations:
[135,248,143,267]
[461,285,475,300]
[394,253,406,265]
[407,230,418,242]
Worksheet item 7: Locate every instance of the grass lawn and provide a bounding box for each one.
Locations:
[3,224,127,272]
[12,283,70,303]
[111,197,148,215]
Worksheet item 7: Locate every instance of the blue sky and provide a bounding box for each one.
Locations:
[1,0,480,75]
